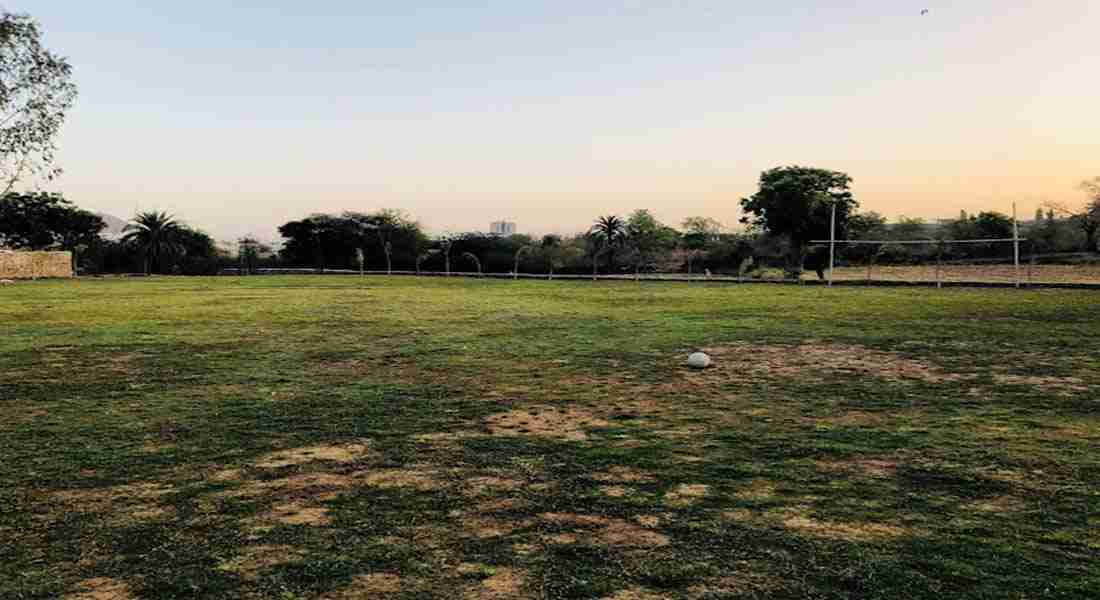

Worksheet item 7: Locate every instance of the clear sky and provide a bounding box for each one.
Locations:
[16,1,1100,240]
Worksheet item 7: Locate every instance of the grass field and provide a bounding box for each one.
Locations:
[3,276,1099,599]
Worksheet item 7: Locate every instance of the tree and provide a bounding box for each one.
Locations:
[625,209,678,277]
[681,216,722,239]
[1,13,78,194]
[847,212,888,240]
[740,166,857,275]
[0,191,103,250]
[171,226,219,275]
[122,211,181,274]
[680,217,721,274]
[1074,178,1100,252]
[590,215,626,270]
[345,209,420,274]
[892,216,928,240]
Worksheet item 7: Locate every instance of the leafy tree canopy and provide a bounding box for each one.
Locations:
[740,166,857,246]
[0,191,103,249]
[1,12,77,193]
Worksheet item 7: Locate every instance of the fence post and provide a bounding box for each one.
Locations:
[828,202,836,287]
[1013,202,1021,289]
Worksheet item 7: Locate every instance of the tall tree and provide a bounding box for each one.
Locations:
[0,191,103,250]
[740,166,857,274]
[590,215,626,270]
[122,211,181,274]
[1,12,77,194]
[1076,178,1100,252]
[625,209,678,276]
[344,209,421,274]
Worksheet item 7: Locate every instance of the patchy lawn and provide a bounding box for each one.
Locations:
[2,276,1098,599]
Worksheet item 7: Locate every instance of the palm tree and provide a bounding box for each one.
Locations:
[590,215,625,270]
[122,211,181,274]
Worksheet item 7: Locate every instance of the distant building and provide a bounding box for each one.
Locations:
[490,221,516,235]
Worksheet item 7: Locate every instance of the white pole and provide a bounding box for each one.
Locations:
[1013,202,1020,289]
[828,202,836,287]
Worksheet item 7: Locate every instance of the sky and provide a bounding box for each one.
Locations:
[15,1,1100,241]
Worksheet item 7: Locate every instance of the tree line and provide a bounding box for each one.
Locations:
[2,167,1098,278]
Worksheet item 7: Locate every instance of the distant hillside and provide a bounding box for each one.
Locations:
[97,213,128,240]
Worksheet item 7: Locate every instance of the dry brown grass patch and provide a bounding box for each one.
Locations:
[816,458,897,479]
[253,442,373,468]
[215,471,357,500]
[635,515,661,528]
[600,485,631,498]
[484,406,609,442]
[991,373,1089,394]
[664,483,709,507]
[52,482,174,523]
[592,466,657,484]
[464,568,527,599]
[540,513,670,548]
[362,467,445,491]
[63,577,134,600]
[208,468,242,482]
[702,343,965,384]
[464,475,525,495]
[256,501,331,526]
[782,513,908,542]
[464,516,529,539]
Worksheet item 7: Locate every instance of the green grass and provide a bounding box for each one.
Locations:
[2,276,1098,599]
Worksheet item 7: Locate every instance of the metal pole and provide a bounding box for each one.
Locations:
[1013,202,1020,289]
[828,202,836,287]
[936,242,943,289]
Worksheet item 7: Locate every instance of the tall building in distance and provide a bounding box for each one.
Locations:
[490,221,517,235]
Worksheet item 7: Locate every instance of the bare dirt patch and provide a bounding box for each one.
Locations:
[464,567,527,599]
[540,513,670,548]
[64,577,134,600]
[702,343,965,384]
[362,467,445,491]
[991,373,1089,394]
[464,475,525,496]
[592,466,657,484]
[664,483,709,507]
[782,513,908,542]
[463,516,530,539]
[52,482,174,524]
[253,442,373,468]
[600,485,631,498]
[258,501,331,526]
[816,458,898,479]
[484,406,610,442]
[474,497,527,512]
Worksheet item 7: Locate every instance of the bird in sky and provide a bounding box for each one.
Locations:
[921,9,929,15]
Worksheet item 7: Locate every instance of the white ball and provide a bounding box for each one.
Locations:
[687,352,712,369]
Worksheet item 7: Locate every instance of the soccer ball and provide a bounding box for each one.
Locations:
[687,352,712,369]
